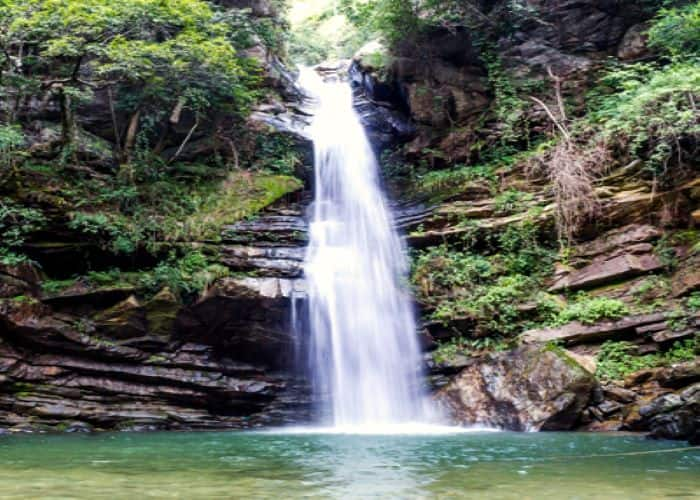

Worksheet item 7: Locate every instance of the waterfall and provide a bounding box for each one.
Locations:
[298,67,429,429]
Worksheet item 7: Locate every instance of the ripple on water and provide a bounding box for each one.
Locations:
[0,431,697,499]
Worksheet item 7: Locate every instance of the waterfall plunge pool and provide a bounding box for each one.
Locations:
[0,431,697,498]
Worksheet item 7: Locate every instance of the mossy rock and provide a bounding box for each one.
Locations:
[144,287,181,337]
[93,295,147,339]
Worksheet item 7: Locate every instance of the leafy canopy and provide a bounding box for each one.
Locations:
[1,0,261,114]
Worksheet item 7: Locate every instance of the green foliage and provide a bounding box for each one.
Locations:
[42,250,229,300]
[482,52,530,146]
[654,234,679,270]
[252,134,302,176]
[552,294,629,326]
[38,157,301,254]
[596,336,699,381]
[596,341,660,381]
[287,0,367,65]
[464,274,536,335]
[67,211,139,255]
[589,61,699,177]
[139,250,229,297]
[339,0,421,47]
[495,220,553,275]
[2,0,261,116]
[665,337,699,363]
[412,217,554,336]
[417,163,497,197]
[432,335,511,364]
[412,244,492,296]
[686,292,700,312]
[414,144,550,200]
[632,275,671,312]
[648,2,700,57]
[0,199,46,264]
[493,189,534,215]
[0,124,25,176]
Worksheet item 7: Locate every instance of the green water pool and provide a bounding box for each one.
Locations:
[0,430,697,499]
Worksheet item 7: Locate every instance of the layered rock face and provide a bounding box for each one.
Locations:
[349,1,698,441]
[351,0,658,161]
[0,202,312,432]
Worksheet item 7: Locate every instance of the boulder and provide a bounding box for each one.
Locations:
[549,252,663,292]
[617,23,650,60]
[522,313,666,345]
[671,255,700,297]
[625,360,700,389]
[573,224,661,260]
[602,384,638,404]
[435,345,595,431]
[93,295,147,339]
[0,262,42,298]
[639,383,700,443]
[144,287,180,338]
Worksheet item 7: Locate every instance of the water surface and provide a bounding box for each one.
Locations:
[0,431,697,499]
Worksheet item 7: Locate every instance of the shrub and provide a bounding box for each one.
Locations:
[552,295,629,326]
[648,2,700,57]
[412,245,492,298]
[140,250,229,297]
[0,199,46,265]
[493,189,534,215]
[596,336,699,381]
[596,341,660,381]
[432,336,511,364]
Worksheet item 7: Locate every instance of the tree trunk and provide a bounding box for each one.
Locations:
[107,86,122,157]
[59,86,78,161]
[123,109,141,163]
[154,97,186,155]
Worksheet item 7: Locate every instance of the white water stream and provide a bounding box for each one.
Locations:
[298,68,431,430]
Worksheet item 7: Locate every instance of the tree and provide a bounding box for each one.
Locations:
[0,0,261,162]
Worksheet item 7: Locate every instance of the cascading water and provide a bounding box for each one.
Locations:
[298,67,430,430]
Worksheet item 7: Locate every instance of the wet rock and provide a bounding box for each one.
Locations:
[175,276,305,368]
[522,313,666,345]
[221,207,308,245]
[144,288,180,338]
[639,383,700,442]
[602,385,638,404]
[0,262,42,298]
[671,255,700,297]
[617,23,650,60]
[573,224,661,260]
[220,245,304,277]
[435,345,595,431]
[651,329,697,344]
[94,295,147,339]
[598,400,624,416]
[549,252,663,292]
[42,282,139,312]
[625,360,700,390]
[64,421,94,433]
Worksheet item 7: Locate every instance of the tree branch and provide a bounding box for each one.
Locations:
[169,113,200,163]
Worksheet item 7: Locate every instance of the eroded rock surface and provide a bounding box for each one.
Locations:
[0,200,311,433]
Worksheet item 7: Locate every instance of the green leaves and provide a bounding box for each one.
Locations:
[590,61,699,176]
[1,0,262,117]
[551,295,629,327]
[648,2,700,57]
[0,198,46,264]
[596,337,698,381]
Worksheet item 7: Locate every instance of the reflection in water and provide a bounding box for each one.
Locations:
[0,431,698,499]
